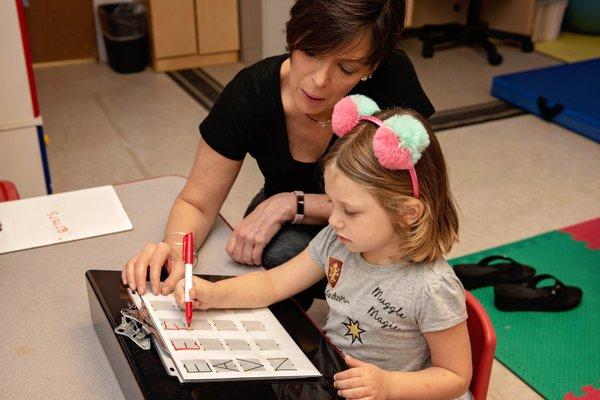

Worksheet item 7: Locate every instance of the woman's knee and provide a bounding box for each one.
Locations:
[262,226,321,268]
[244,189,266,217]
[262,238,309,267]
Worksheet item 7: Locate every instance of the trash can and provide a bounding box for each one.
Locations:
[98,3,148,73]
[532,0,569,42]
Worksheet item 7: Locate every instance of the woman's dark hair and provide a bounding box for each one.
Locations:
[286,0,406,69]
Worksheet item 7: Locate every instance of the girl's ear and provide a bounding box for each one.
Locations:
[400,198,425,225]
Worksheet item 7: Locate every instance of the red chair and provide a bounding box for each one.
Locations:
[466,290,497,400]
[0,180,20,202]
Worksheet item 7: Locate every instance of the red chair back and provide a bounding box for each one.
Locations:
[0,180,20,202]
[466,291,496,400]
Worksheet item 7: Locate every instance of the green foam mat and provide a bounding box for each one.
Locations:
[450,231,599,399]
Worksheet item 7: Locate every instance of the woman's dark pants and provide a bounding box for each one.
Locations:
[245,190,327,311]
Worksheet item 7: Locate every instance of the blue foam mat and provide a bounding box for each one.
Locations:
[492,58,600,143]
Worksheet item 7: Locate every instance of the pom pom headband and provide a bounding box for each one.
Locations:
[331,94,430,198]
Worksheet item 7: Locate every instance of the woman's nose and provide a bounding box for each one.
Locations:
[312,61,332,88]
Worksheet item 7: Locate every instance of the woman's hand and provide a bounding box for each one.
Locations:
[122,242,184,295]
[226,192,295,265]
[334,355,392,400]
[174,276,216,310]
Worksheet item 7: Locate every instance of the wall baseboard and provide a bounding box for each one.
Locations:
[33,58,97,69]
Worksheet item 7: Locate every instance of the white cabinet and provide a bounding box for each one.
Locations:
[0,127,48,198]
[0,0,50,198]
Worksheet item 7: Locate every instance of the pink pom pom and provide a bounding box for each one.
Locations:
[332,97,359,137]
[372,127,413,170]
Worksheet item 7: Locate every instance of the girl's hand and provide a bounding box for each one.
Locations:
[334,355,392,400]
[226,193,295,265]
[174,276,216,310]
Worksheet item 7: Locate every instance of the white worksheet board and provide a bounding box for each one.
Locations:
[138,291,322,382]
[0,185,132,254]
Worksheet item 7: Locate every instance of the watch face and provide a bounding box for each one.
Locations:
[295,192,304,210]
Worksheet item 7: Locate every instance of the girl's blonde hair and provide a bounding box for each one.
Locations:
[323,108,459,263]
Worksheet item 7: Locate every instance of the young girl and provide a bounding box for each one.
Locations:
[175,95,472,400]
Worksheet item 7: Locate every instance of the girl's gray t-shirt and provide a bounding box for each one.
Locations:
[308,225,468,373]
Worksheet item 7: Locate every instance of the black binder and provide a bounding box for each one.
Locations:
[86,270,345,400]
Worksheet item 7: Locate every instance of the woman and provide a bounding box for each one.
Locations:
[122,0,434,310]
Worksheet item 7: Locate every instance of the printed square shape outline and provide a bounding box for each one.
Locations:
[241,320,266,331]
[190,319,213,330]
[161,319,188,330]
[171,338,200,350]
[210,359,239,372]
[224,339,251,351]
[237,358,266,372]
[254,339,280,351]
[150,300,179,312]
[182,360,212,373]
[268,358,296,371]
[211,319,238,331]
[197,338,224,351]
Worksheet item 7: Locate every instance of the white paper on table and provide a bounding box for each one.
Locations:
[0,185,132,254]
[137,291,322,382]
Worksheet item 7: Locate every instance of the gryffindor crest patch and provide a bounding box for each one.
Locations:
[327,257,343,288]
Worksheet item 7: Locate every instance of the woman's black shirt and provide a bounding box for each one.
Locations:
[199,51,434,197]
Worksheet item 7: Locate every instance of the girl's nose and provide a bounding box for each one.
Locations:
[329,215,344,229]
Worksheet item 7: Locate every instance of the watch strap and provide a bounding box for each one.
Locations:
[292,190,304,224]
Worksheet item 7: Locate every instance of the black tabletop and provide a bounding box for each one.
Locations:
[86,270,346,400]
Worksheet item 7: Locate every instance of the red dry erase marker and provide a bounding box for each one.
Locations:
[183,232,194,328]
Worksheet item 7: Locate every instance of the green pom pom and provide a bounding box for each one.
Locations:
[383,115,430,163]
[350,94,380,116]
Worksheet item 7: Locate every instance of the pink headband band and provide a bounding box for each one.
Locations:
[331,95,431,199]
[360,115,420,198]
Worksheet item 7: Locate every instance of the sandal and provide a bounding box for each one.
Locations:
[494,274,583,312]
[453,255,536,290]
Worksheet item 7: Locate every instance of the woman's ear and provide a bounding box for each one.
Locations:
[366,63,379,79]
[400,198,425,225]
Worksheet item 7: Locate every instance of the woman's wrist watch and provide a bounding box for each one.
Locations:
[291,190,304,224]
